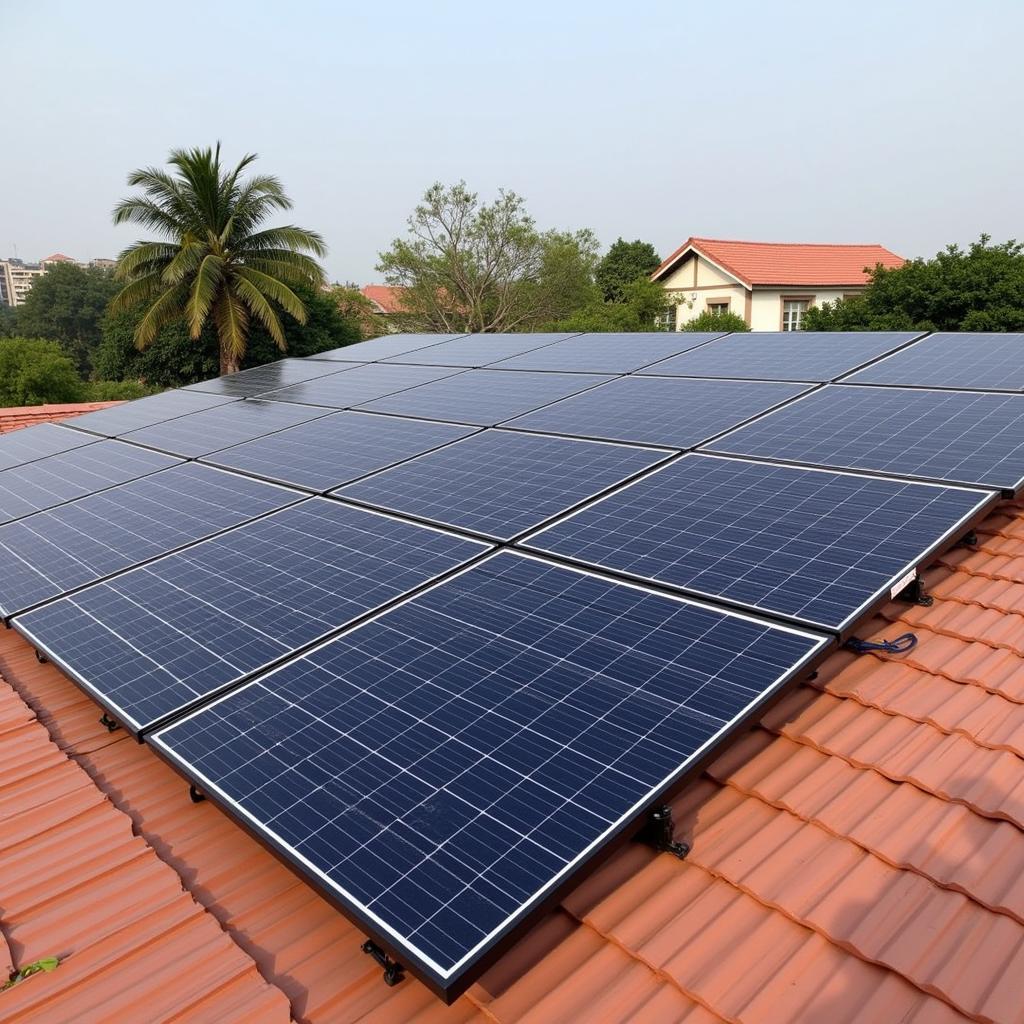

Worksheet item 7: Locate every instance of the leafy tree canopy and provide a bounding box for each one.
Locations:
[804,235,1024,332]
[378,182,600,333]
[110,144,326,375]
[13,263,120,375]
[95,285,360,387]
[546,277,673,333]
[595,238,661,302]
[684,309,750,333]
[325,285,386,341]
[0,304,17,339]
[0,337,84,405]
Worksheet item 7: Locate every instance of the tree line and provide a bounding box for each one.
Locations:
[2,143,1020,407]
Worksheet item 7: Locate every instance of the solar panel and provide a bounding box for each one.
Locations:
[0,463,301,620]
[359,370,613,426]
[308,334,468,362]
[120,400,331,458]
[0,422,96,471]
[205,413,477,492]
[0,441,180,526]
[185,358,352,397]
[524,454,993,632]
[382,334,578,368]
[637,331,922,381]
[706,384,1024,493]
[65,389,239,437]
[262,364,465,409]
[505,376,810,448]
[843,332,1024,391]
[149,551,828,1001]
[14,499,488,733]
[489,332,725,373]
[335,430,668,540]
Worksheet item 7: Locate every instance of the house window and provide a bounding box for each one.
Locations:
[782,299,809,331]
[707,300,730,316]
[656,305,677,331]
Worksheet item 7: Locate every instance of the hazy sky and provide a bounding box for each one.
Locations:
[3,1,1022,283]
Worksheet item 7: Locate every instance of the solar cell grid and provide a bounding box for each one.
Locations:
[185,357,351,397]
[844,332,1024,391]
[359,369,614,426]
[0,423,96,471]
[707,384,1024,493]
[523,454,993,631]
[14,499,488,731]
[637,331,922,381]
[335,429,668,539]
[151,551,827,995]
[486,332,725,373]
[0,463,301,619]
[505,376,810,448]
[0,441,180,525]
[66,389,238,437]
[205,412,478,491]
[121,399,331,457]
[308,334,468,362]
[382,333,578,367]
[262,364,465,409]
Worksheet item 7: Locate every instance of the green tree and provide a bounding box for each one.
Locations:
[546,277,676,332]
[0,338,84,405]
[110,144,327,376]
[378,181,600,332]
[595,238,661,302]
[326,285,386,340]
[683,309,749,333]
[803,235,1024,332]
[95,286,359,387]
[14,263,120,375]
[0,305,17,338]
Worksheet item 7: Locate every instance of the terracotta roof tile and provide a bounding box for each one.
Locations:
[0,402,123,434]
[361,284,408,314]
[4,480,1024,1020]
[652,237,905,287]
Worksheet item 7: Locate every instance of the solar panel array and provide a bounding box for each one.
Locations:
[4,328,1014,1001]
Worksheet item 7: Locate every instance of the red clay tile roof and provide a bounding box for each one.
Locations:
[361,285,408,314]
[39,254,75,264]
[0,403,123,434]
[653,237,906,287]
[2,498,1023,1020]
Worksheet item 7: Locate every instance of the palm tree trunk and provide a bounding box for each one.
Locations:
[220,347,241,376]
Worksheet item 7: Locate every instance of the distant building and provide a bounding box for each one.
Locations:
[0,259,46,307]
[360,284,408,332]
[652,237,905,331]
[0,252,115,307]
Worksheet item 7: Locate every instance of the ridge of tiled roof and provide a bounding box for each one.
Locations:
[361,285,407,314]
[1,499,1023,1021]
[0,402,123,434]
[653,237,905,287]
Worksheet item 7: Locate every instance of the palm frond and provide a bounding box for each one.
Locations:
[213,290,250,361]
[161,239,208,285]
[243,225,327,257]
[186,254,225,338]
[234,267,308,323]
[108,272,165,314]
[114,241,180,280]
[233,275,286,347]
[134,283,189,349]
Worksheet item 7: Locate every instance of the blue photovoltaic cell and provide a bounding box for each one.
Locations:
[308,334,467,362]
[0,463,301,619]
[506,376,809,448]
[488,332,725,373]
[14,499,487,731]
[0,440,180,525]
[185,358,352,397]
[336,430,667,539]
[262,364,465,409]
[121,400,331,457]
[524,455,991,631]
[382,333,577,368]
[67,388,239,437]
[637,331,921,381]
[205,412,477,492]
[707,385,1024,492]
[151,552,826,987]
[0,423,95,472]
[844,332,1024,391]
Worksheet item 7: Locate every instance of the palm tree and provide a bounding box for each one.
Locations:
[110,145,326,376]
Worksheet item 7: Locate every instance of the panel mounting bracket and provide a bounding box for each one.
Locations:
[958,529,978,548]
[895,576,933,607]
[99,712,121,733]
[361,939,405,987]
[637,805,690,859]
[34,649,48,663]
[189,785,207,804]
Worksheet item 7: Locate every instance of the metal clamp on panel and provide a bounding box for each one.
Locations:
[361,939,406,987]
[637,805,690,860]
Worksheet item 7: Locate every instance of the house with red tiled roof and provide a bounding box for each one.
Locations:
[0,402,123,434]
[652,237,905,331]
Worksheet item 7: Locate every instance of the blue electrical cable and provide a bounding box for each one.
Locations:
[845,632,918,654]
